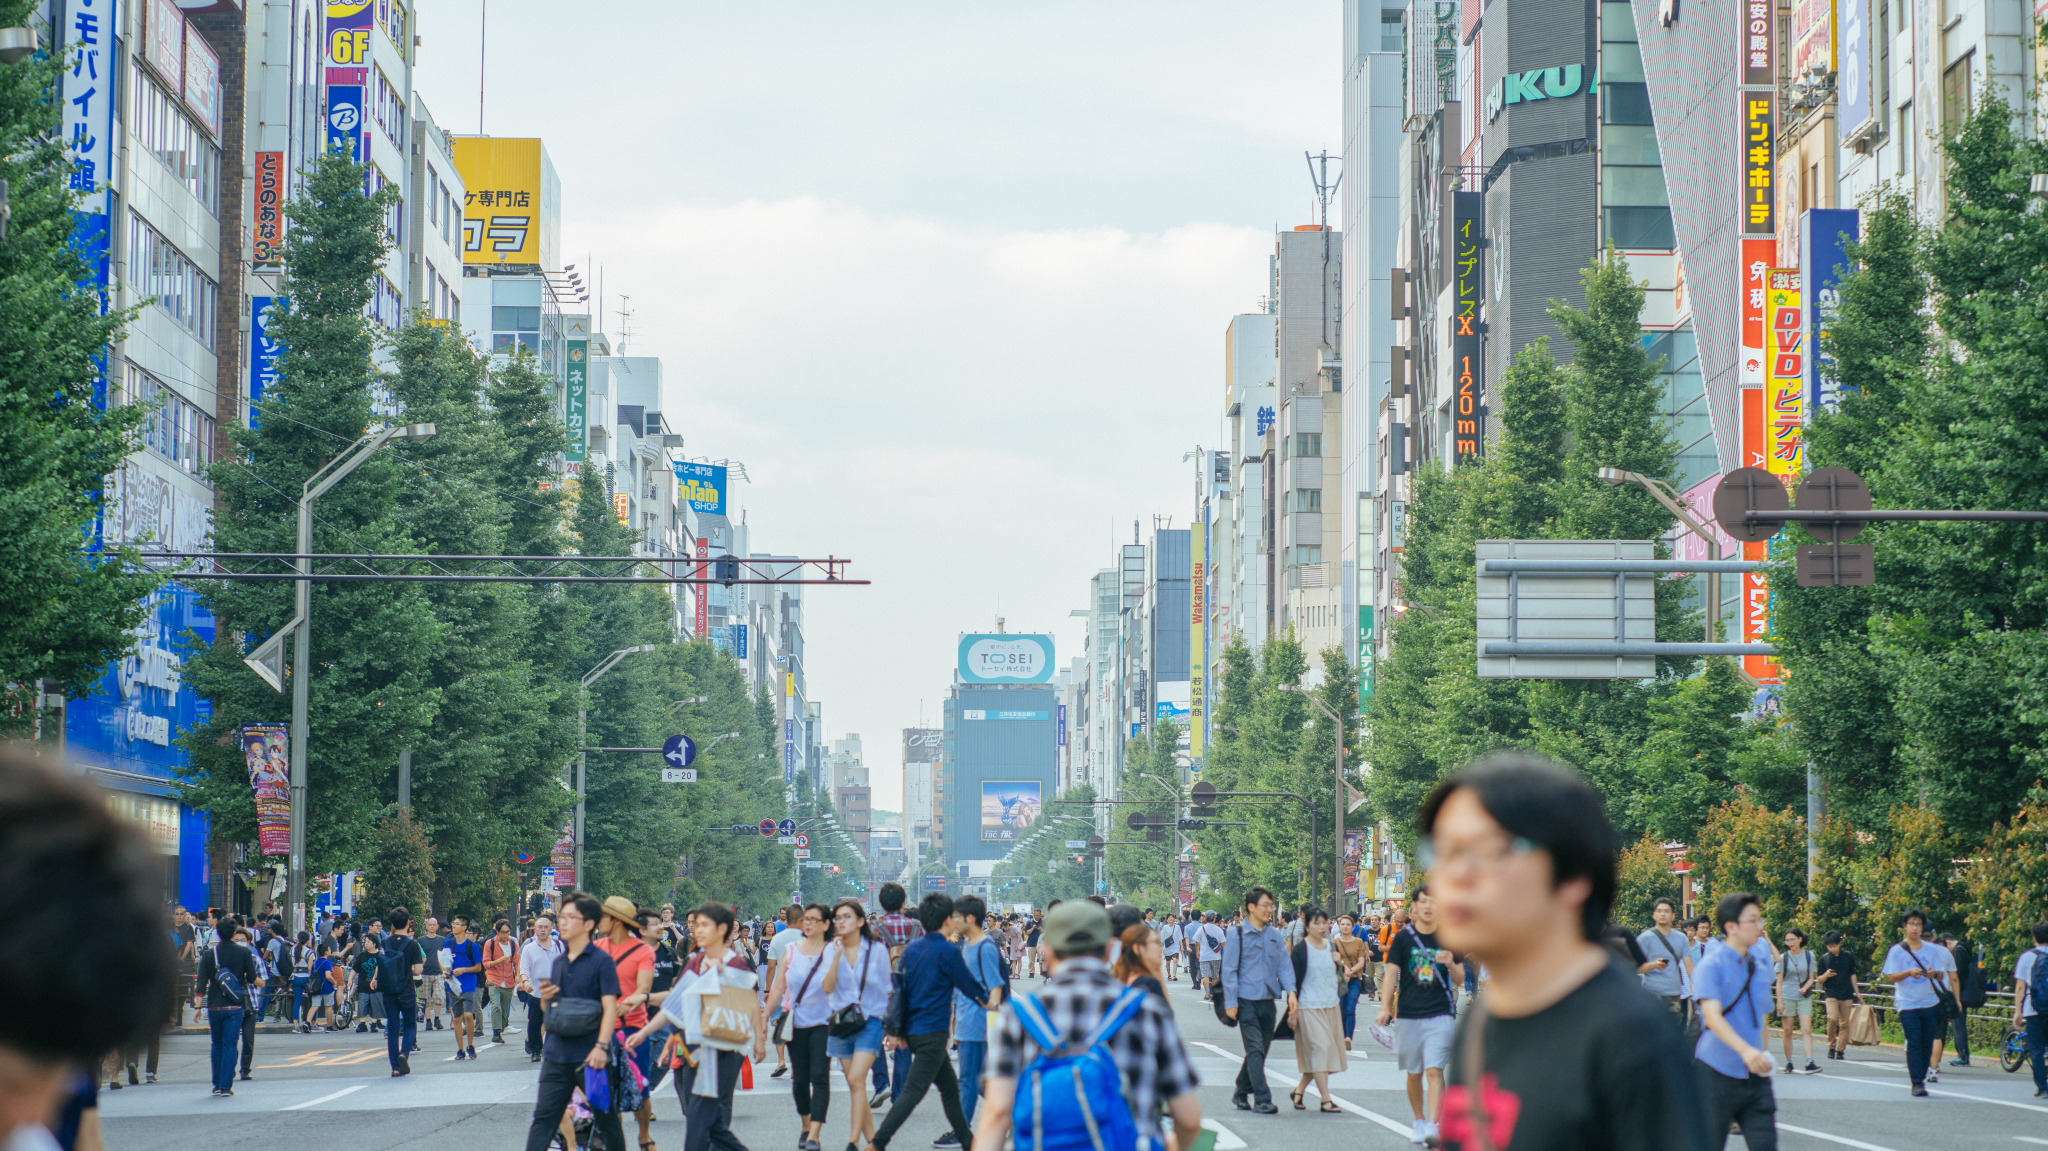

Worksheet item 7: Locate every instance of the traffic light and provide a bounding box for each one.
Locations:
[1176,818,1208,831]
[715,555,741,586]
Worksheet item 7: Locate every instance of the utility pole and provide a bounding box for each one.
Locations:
[1280,684,1344,914]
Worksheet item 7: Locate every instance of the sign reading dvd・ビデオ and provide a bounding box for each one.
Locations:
[957,634,1055,684]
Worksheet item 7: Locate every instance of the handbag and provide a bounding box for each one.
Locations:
[1904,944,1960,1026]
[701,971,759,1048]
[1210,926,1242,1028]
[547,954,604,1038]
[773,946,825,1045]
[828,941,874,1039]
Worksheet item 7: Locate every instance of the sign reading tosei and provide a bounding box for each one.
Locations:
[956,634,1055,684]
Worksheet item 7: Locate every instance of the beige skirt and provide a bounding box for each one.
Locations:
[1294,1004,1349,1074]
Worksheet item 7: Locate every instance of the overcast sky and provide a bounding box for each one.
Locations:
[413,1,1342,811]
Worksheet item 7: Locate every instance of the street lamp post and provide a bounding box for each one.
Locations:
[1279,684,1344,915]
[271,423,435,934]
[577,644,658,885]
[1598,467,1722,644]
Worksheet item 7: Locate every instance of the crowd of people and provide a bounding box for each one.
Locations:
[2,744,2044,1151]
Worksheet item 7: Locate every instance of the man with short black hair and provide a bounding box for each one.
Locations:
[872,882,924,1105]
[376,907,425,1074]
[524,892,622,1151]
[1695,892,1779,1147]
[1221,886,1294,1115]
[871,893,990,1151]
[1420,752,1709,1151]
[447,914,485,1059]
[1377,886,1460,1143]
[972,899,1201,1151]
[2012,920,2048,1097]
[1639,897,1692,1019]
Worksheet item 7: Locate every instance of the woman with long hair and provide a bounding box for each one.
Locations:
[824,899,891,1151]
[1112,923,1169,1006]
[1288,907,1348,1112]
[764,903,834,1151]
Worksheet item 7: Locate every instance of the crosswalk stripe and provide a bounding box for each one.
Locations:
[1189,1041,1412,1138]
[280,1085,365,1111]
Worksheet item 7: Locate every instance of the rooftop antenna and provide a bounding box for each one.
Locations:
[1306,150,1342,348]
[616,295,634,354]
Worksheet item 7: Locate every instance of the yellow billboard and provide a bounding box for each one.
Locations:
[451,137,557,267]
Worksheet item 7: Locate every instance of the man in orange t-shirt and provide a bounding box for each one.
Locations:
[597,896,658,1148]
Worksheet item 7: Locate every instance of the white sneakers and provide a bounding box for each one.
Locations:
[1410,1120,1427,1144]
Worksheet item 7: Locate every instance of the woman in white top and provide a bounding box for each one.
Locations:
[1288,907,1349,1111]
[825,899,893,1151]
[766,903,835,1150]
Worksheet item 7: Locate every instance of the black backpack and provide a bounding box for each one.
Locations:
[378,940,416,996]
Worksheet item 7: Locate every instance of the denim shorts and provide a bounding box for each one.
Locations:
[825,1016,885,1058]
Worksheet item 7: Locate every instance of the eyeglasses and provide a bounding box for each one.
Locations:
[1417,834,1539,874]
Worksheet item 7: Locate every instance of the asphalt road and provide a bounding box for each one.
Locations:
[101,977,2048,1150]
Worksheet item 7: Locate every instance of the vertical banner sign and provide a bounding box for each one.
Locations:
[1189,517,1206,759]
[63,0,118,308]
[1742,0,1776,86]
[549,819,575,889]
[249,298,280,428]
[181,18,221,138]
[1766,270,1804,478]
[1742,95,1776,236]
[250,152,284,265]
[1452,191,1486,462]
[1799,209,1860,412]
[564,339,587,462]
[734,623,748,659]
[1739,239,1775,390]
[1343,831,1364,893]
[1178,861,1194,906]
[241,724,291,856]
[1837,0,1872,135]
[1358,605,1374,709]
[325,1,373,160]
[783,717,797,782]
[1740,390,1782,683]
[694,538,709,640]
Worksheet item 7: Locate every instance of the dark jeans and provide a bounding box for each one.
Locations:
[526,1057,625,1151]
[883,1046,912,1098]
[239,1000,259,1075]
[872,1031,973,1150]
[209,1008,243,1092]
[1699,1062,1777,1151]
[1899,1005,1940,1086]
[1340,978,1361,1039]
[1233,999,1277,1106]
[1950,1008,1972,1063]
[386,995,417,1069]
[2025,1013,2047,1094]
[676,1045,749,1151]
[789,1023,831,1123]
[521,990,546,1055]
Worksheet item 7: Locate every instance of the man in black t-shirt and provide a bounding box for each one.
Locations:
[1418,752,1709,1151]
[377,907,426,1074]
[1816,931,1863,1060]
[1379,887,1461,1144]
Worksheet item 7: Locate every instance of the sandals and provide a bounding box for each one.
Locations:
[1319,1101,1342,1113]
[1290,1090,1306,1110]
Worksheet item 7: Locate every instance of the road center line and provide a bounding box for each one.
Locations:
[280,1085,366,1111]
[1778,1122,1903,1151]
[1190,1041,1412,1139]
[1819,1067,2048,1115]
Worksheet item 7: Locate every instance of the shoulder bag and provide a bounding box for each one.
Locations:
[699,954,760,1049]
[1903,944,1960,1026]
[829,941,875,1038]
[546,953,604,1038]
[774,946,826,1045]
[1209,925,1242,1028]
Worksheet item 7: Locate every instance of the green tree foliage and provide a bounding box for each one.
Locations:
[1108,722,1180,903]
[361,805,436,920]
[177,150,436,872]
[988,782,1099,909]
[1612,832,1681,932]
[1808,816,1875,965]
[0,3,159,722]
[1692,794,1807,935]
[1867,803,1966,945]
[1963,785,2048,971]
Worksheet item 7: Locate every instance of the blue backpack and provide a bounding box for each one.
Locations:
[1011,986,1153,1151]
[2029,947,2048,1017]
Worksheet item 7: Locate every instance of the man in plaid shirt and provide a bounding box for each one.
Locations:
[971,901,1203,1151]
[871,882,926,1106]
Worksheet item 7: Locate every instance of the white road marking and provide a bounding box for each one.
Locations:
[1200,1119,1246,1150]
[2013,1138,2048,1147]
[280,1085,365,1111]
[1821,1067,2048,1115]
[1190,1041,1412,1139]
[1778,1123,1903,1151]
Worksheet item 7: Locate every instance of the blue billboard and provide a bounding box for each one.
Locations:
[675,462,727,515]
[325,84,364,161]
[249,297,281,428]
[957,633,1054,684]
[1800,208,1860,413]
[952,687,1057,860]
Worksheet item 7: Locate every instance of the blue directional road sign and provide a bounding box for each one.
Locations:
[758,819,777,837]
[778,818,797,837]
[662,734,696,768]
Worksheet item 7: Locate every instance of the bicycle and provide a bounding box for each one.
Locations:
[1999,1026,2028,1073]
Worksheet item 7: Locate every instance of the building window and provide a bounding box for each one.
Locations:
[1650,327,1714,491]
[1942,53,1973,129]
[128,61,220,215]
[1289,432,1323,458]
[126,212,219,349]
[374,69,406,149]
[373,276,403,331]
[1379,8,1404,51]
[124,364,216,476]
[1292,488,1322,512]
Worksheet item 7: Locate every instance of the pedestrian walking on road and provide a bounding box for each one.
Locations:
[1288,907,1348,1113]
[1815,932,1863,1060]
[627,901,764,1151]
[767,902,836,1151]
[2012,920,2048,1097]
[486,917,521,1045]
[970,899,1203,1151]
[945,895,1010,1144]
[523,891,622,1151]
[1638,898,1692,1023]
[1947,933,1987,1068]
[825,898,892,1151]
[375,907,425,1075]
[1158,913,1182,983]
[1332,915,1368,1044]
[303,942,338,1032]
[1221,885,1295,1116]
[1775,929,1818,1073]
[1196,911,1225,993]
[1695,892,1781,1149]
[1882,909,1955,1096]
[870,893,990,1151]
[446,915,485,1058]
[765,904,804,1080]
[597,896,659,1151]
[871,883,925,1105]
[352,932,387,1035]
[418,917,447,1031]
[194,920,261,1096]
[1419,753,1710,1151]
[1378,887,1460,1144]
[518,914,563,1062]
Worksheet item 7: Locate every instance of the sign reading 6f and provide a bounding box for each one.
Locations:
[329,27,369,64]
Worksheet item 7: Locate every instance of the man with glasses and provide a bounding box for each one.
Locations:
[523,893,622,1151]
[1220,886,1294,1115]
[1696,893,1781,1147]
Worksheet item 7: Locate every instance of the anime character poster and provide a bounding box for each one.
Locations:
[980,781,1042,842]
[242,723,291,855]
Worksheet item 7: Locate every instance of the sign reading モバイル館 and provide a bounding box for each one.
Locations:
[957,634,1055,684]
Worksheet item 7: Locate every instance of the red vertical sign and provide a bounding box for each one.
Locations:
[694,537,709,640]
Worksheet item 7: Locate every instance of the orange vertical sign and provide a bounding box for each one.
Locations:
[1740,388,1782,683]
